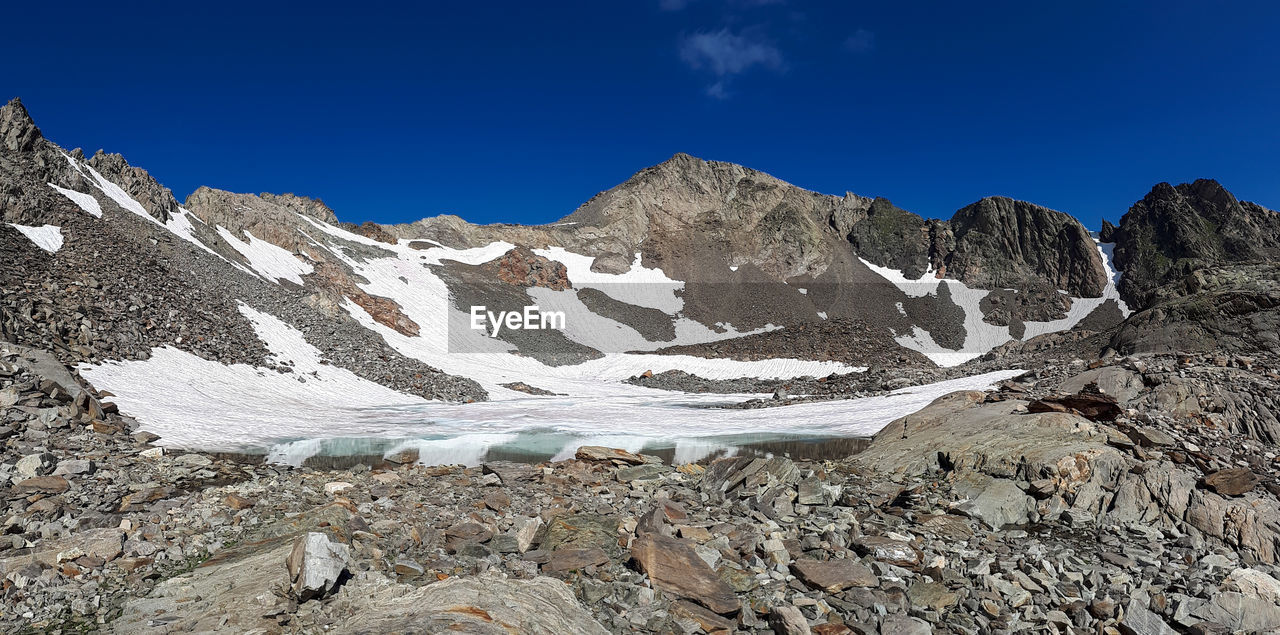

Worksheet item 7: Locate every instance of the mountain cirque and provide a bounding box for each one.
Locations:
[2,93,1280,633]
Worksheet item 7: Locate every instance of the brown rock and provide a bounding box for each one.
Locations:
[631,534,740,615]
[116,556,154,572]
[484,491,512,511]
[445,522,492,540]
[812,624,854,635]
[224,494,257,510]
[575,446,646,465]
[119,486,176,511]
[544,547,609,573]
[672,600,735,633]
[15,476,69,494]
[1204,468,1259,497]
[485,246,571,290]
[791,558,877,592]
[1027,392,1121,422]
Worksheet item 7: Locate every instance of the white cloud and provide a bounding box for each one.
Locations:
[844,28,875,53]
[680,28,783,76]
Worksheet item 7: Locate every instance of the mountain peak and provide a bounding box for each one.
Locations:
[1,97,42,153]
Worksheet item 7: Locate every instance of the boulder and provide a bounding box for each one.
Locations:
[791,558,877,592]
[631,533,740,615]
[574,446,646,465]
[543,514,620,557]
[1203,468,1259,497]
[951,473,1034,529]
[769,604,812,635]
[287,532,351,602]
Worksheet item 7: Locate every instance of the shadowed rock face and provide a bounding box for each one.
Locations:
[1110,263,1280,357]
[946,196,1107,297]
[1110,179,1280,309]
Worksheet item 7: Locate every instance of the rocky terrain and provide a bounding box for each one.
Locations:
[6,338,1280,633]
[4,93,1280,633]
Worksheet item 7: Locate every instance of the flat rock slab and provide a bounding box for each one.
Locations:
[112,541,294,633]
[616,464,669,483]
[544,547,610,573]
[329,574,609,634]
[13,475,68,494]
[1204,468,1259,496]
[0,528,123,573]
[1028,393,1122,422]
[575,446,645,465]
[853,536,922,568]
[543,513,620,557]
[631,533,740,615]
[791,558,877,592]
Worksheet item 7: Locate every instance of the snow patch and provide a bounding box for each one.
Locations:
[215,226,313,285]
[48,184,102,218]
[9,224,63,253]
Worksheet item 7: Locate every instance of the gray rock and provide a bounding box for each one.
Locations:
[329,574,609,634]
[1118,598,1178,635]
[880,614,933,635]
[14,452,55,478]
[769,605,812,635]
[52,459,95,476]
[286,532,351,602]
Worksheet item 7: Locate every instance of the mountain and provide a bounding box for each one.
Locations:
[2,97,1137,386]
[1108,179,1280,308]
[7,96,1280,634]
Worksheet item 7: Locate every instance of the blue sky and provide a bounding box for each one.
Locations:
[4,1,1277,228]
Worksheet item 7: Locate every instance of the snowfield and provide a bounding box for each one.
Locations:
[81,301,1021,465]
[9,223,63,253]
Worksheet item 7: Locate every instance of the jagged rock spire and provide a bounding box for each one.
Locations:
[1,97,42,153]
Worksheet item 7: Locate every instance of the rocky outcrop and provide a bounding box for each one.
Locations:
[262,191,340,224]
[0,98,41,153]
[184,187,354,256]
[946,196,1107,297]
[1110,263,1280,357]
[484,246,571,290]
[308,260,421,336]
[344,220,396,244]
[331,575,610,634]
[1110,179,1280,308]
[85,150,180,223]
